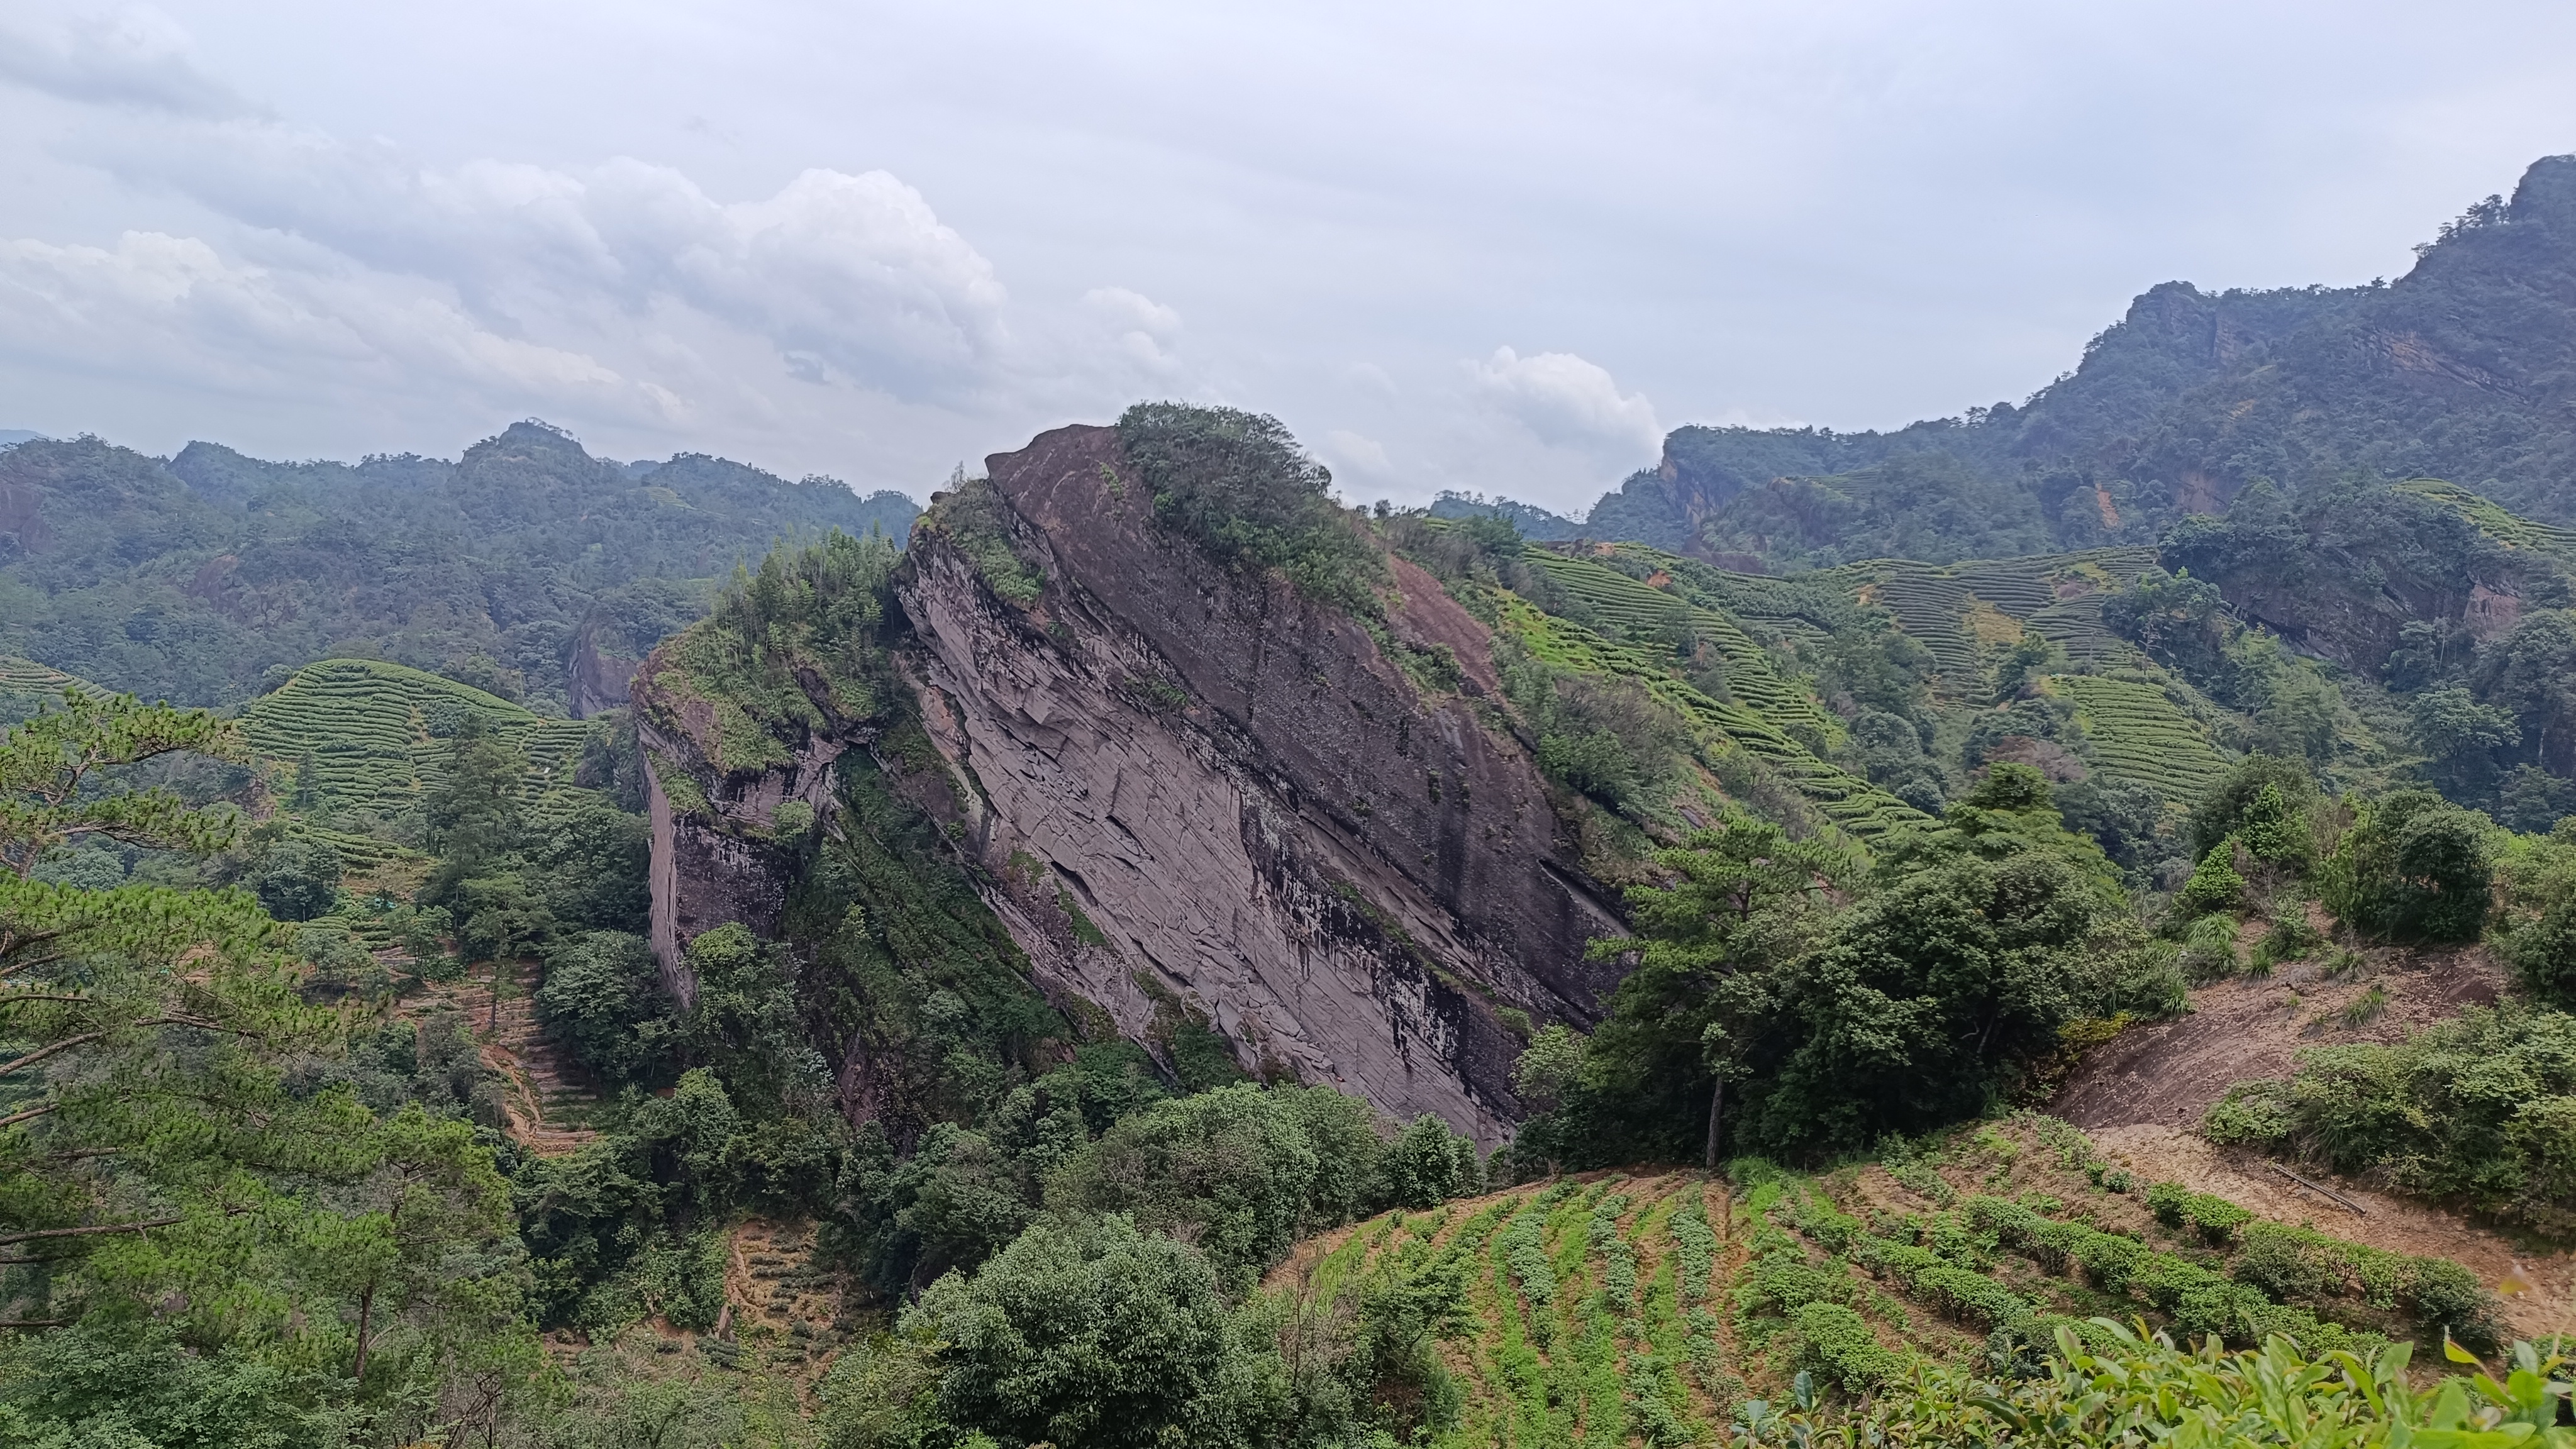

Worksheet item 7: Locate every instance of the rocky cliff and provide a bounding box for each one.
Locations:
[637,423,1627,1142]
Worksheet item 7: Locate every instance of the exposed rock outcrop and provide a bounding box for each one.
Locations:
[633,655,850,1010]
[889,425,1624,1142]
[635,423,1626,1143]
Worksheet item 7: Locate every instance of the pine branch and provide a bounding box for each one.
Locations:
[0,1216,182,1246]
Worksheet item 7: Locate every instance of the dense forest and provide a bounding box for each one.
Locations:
[7,162,2576,1448]
[0,421,916,714]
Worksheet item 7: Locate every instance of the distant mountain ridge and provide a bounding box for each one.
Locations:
[0,419,918,712]
[1527,153,2576,570]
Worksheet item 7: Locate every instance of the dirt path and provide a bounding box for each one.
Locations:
[2090,1124,2576,1343]
[404,960,601,1157]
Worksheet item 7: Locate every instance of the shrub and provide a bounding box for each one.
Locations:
[2179,912,2241,982]
[2200,1008,2576,1236]
[1379,1114,1483,1210]
[906,1214,1234,1449]
[1792,1302,1902,1391]
[247,836,344,921]
[2177,842,2246,915]
[538,930,677,1087]
[2511,894,2576,1008]
[1733,1322,2576,1449]
[2190,755,2319,861]
[2145,1182,2251,1245]
[1117,403,1385,616]
[2320,789,2494,943]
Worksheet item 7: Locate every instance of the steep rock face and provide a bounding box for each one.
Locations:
[891,426,1623,1141]
[632,653,850,1009]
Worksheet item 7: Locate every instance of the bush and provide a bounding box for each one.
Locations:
[2190,755,2318,861]
[2321,789,2494,942]
[1732,1322,2575,1449]
[2145,1182,2251,1245]
[1792,1302,1902,1391]
[1379,1114,1482,1210]
[2511,894,2576,1008]
[247,836,343,921]
[2179,912,2241,983]
[2201,1007,2576,1235]
[2176,842,2246,915]
[1116,403,1385,616]
[539,930,678,1088]
[907,1214,1235,1449]
[1045,1083,1336,1293]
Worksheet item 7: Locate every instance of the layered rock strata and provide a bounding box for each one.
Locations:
[889,425,1623,1141]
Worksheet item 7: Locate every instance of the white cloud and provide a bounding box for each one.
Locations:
[1081,286,1182,371]
[60,117,1024,407]
[0,230,673,418]
[0,3,255,118]
[1323,428,1393,479]
[1468,346,1661,458]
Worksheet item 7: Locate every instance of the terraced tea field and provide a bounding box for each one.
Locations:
[2399,479,2576,564]
[242,659,594,814]
[1846,549,2160,700]
[2050,673,2231,799]
[1539,545,2158,704]
[0,656,105,721]
[1279,1114,2506,1446]
[1277,1170,1738,1448]
[1521,549,1840,740]
[1497,593,1926,840]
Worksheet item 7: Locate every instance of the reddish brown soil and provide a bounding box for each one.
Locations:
[2051,942,2506,1132]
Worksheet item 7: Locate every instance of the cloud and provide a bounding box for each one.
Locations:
[61,115,1024,406]
[1082,286,1183,370]
[1468,346,1662,458]
[0,3,256,117]
[1323,429,1394,479]
[0,230,674,419]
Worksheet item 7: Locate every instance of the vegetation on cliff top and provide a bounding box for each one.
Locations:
[1118,402,1388,616]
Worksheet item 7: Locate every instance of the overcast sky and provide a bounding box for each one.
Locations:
[2,1,2572,513]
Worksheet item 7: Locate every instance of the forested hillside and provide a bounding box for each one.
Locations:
[0,420,916,714]
[6,385,2576,1447]
[1506,153,2576,569]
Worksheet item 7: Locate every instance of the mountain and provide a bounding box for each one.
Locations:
[631,411,2273,1141]
[0,419,917,714]
[1546,153,2576,570]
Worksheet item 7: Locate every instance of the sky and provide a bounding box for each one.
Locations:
[1,2,2573,516]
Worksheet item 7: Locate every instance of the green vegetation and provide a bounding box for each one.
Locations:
[240,657,591,817]
[2206,1006,2576,1237]
[1516,769,2174,1172]
[1265,1113,2548,1448]
[0,694,536,1442]
[1118,402,1386,615]
[0,420,914,712]
[2320,788,2495,943]
[2051,673,2231,798]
